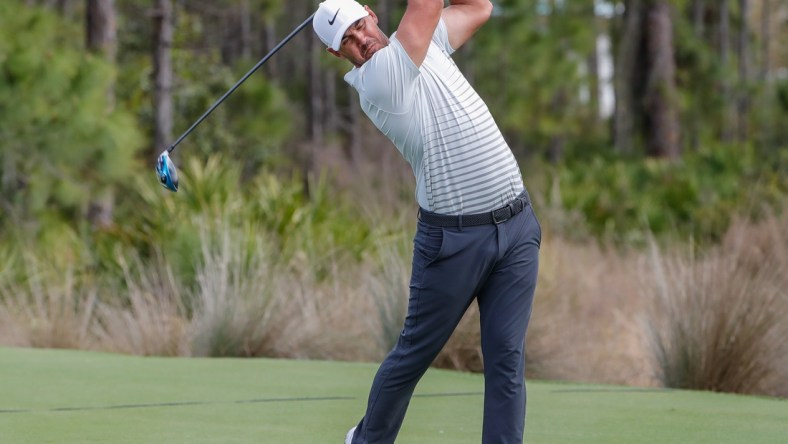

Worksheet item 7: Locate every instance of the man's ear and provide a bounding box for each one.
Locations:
[364,5,378,25]
[327,48,343,59]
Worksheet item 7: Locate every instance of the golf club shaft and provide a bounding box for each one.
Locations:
[166,13,316,154]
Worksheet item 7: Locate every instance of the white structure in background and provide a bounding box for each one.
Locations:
[577,1,616,119]
[597,32,615,118]
[595,0,617,119]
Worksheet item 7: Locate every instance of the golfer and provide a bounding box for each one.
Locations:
[314,1,540,443]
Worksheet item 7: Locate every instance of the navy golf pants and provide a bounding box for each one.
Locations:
[350,202,541,444]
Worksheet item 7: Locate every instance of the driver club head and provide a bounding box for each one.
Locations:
[155,151,179,192]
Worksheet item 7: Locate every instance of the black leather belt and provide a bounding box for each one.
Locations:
[418,191,531,228]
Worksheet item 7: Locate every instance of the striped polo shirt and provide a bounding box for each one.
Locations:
[345,18,524,215]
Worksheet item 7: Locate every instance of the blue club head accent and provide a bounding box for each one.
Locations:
[155,151,179,192]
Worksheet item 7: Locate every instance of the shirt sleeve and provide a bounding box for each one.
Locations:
[352,18,454,113]
[431,17,456,55]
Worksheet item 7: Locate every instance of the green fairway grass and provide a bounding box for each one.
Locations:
[0,347,785,443]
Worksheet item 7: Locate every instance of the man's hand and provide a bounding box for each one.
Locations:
[442,0,493,50]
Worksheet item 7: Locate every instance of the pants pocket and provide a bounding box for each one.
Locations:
[413,220,445,267]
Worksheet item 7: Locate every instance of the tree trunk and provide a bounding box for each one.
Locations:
[304,22,325,189]
[687,0,706,151]
[613,0,644,154]
[376,0,391,33]
[86,0,117,112]
[760,0,770,83]
[349,83,363,166]
[643,1,680,159]
[719,0,734,142]
[263,16,279,77]
[56,0,69,15]
[325,69,338,136]
[309,35,324,148]
[86,0,118,228]
[736,0,750,141]
[239,0,252,60]
[549,89,567,163]
[587,2,601,121]
[87,0,117,60]
[692,0,705,37]
[152,0,174,152]
[220,0,252,64]
[1,148,18,216]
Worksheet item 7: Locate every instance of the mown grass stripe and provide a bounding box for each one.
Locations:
[0,393,490,415]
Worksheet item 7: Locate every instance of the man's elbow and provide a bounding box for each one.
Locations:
[480,0,494,20]
[446,1,494,20]
[470,0,493,25]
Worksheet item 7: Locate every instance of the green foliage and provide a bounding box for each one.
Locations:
[672,11,722,146]
[0,1,144,228]
[473,1,605,158]
[555,143,787,243]
[0,153,387,346]
[763,78,788,149]
[100,154,375,286]
[151,5,294,173]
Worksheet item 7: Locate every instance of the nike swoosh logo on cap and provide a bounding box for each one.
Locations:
[329,9,340,25]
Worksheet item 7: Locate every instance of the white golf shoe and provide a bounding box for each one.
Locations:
[344,426,356,444]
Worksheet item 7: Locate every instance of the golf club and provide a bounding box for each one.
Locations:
[156,13,316,192]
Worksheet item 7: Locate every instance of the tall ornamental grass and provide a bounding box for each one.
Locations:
[0,255,97,350]
[642,211,788,396]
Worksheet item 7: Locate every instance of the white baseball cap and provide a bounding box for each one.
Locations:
[313,0,370,51]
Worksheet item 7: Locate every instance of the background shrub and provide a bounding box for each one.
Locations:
[553,142,786,243]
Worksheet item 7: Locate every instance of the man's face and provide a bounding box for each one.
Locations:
[328,6,389,68]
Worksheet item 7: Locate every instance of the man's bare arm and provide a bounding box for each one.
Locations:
[395,0,444,67]
[442,0,493,50]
